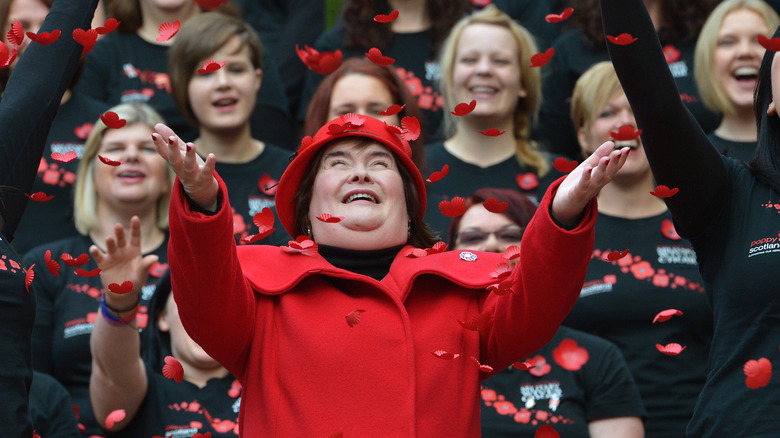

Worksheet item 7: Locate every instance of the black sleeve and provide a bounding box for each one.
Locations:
[599,0,727,238]
[30,371,81,438]
[0,0,99,241]
[24,248,55,374]
[73,34,114,102]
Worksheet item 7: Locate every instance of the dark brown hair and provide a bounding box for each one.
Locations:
[446,187,537,244]
[108,0,240,33]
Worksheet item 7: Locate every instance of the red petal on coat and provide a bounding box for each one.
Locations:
[373,10,399,23]
[516,172,539,191]
[438,197,466,217]
[44,250,60,276]
[758,34,780,52]
[650,185,679,198]
[241,231,274,244]
[482,198,509,214]
[490,262,513,279]
[545,7,574,23]
[426,164,449,183]
[553,338,589,371]
[107,281,134,295]
[282,236,318,255]
[553,157,578,173]
[95,18,120,35]
[403,247,428,258]
[104,409,126,429]
[51,151,77,163]
[535,424,561,438]
[744,358,772,389]
[479,128,506,137]
[503,245,521,261]
[99,111,127,129]
[378,104,405,116]
[162,355,184,382]
[652,308,683,323]
[316,213,343,223]
[156,20,180,42]
[487,280,513,296]
[603,249,629,261]
[7,19,24,47]
[425,241,448,255]
[656,343,686,356]
[609,125,642,141]
[366,47,395,66]
[470,356,494,372]
[345,309,366,327]
[25,192,53,202]
[197,60,226,74]
[97,155,123,166]
[607,33,638,45]
[193,0,228,10]
[61,252,89,267]
[75,268,101,277]
[401,116,420,141]
[457,308,494,331]
[26,29,61,45]
[432,350,460,360]
[299,135,314,151]
[25,264,35,293]
[451,99,477,116]
[530,47,554,67]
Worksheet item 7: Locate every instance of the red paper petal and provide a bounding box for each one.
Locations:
[373,10,399,23]
[512,361,533,370]
[378,104,405,116]
[470,356,494,373]
[7,19,24,47]
[604,249,629,261]
[25,264,35,293]
[609,125,642,141]
[553,338,590,371]
[61,253,89,267]
[25,192,53,202]
[157,20,180,42]
[197,60,226,74]
[516,172,539,191]
[744,357,772,389]
[366,47,395,66]
[553,157,578,173]
[252,207,275,230]
[650,185,679,198]
[316,213,343,223]
[661,218,681,241]
[75,268,101,277]
[451,100,477,116]
[535,424,561,438]
[339,112,365,127]
[426,164,449,183]
[479,128,506,137]
[545,7,574,23]
[490,262,513,279]
[482,198,509,214]
[107,281,134,295]
[607,33,638,45]
[432,350,460,360]
[96,18,120,35]
[457,308,494,331]
[0,43,16,69]
[193,0,228,10]
[653,309,683,323]
[72,28,98,55]
[44,250,60,277]
[503,245,521,261]
[401,116,421,141]
[51,151,78,163]
[241,230,274,244]
[162,355,184,382]
[104,409,126,429]
[98,155,123,166]
[656,342,686,355]
[283,236,318,255]
[758,34,780,52]
[73,122,93,139]
[296,45,343,75]
[26,29,61,45]
[345,309,366,327]
[403,247,428,258]
[530,47,554,67]
[438,197,466,217]
[99,111,127,129]
[425,241,448,255]
[487,279,514,296]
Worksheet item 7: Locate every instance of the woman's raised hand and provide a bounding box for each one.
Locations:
[551,141,630,227]
[152,123,219,211]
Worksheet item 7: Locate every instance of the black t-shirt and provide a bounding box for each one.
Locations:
[76,32,293,148]
[423,142,562,240]
[299,25,445,142]
[12,94,109,256]
[213,143,292,246]
[106,364,242,438]
[707,132,757,164]
[30,371,81,438]
[563,211,711,437]
[481,326,646,437]
[25,234,169,437]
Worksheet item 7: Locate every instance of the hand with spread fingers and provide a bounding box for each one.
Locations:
[152,123,219,211]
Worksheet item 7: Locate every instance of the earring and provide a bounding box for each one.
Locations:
[768,101,776,117]
[306,225,312,238]
[407,221,412,239]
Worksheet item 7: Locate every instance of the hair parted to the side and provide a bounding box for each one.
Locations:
[570,61,624,157]
[446,187,537,246]
[438,4,548,177]
[695,0,780,116]
[74,102,174,235]
[292,137,437,248]
[751,24,780,193]
[168,12,264,129]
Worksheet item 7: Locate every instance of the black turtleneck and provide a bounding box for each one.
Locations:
[317,244,404,281]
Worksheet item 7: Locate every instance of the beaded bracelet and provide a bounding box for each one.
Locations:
[100,295,139,327]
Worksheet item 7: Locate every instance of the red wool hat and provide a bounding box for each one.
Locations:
[275,114,426,236]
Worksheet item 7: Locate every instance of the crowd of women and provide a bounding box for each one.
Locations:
[3,0,780,436]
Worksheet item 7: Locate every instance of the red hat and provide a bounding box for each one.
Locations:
[275,114,426,237]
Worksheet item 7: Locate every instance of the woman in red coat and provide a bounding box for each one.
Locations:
[94,114,628,436]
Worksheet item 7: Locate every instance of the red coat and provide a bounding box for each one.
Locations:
[168,175,596,437]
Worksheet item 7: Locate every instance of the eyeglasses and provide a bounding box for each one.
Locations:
[454,227,524,246]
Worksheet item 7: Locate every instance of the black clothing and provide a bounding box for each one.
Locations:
[707,132,757,164]
[30,371,80,438]
[318,244,403,281]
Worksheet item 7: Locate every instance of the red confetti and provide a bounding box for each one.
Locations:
[258,174,278,196]
[366,47,395,66]
[104,409,125,429]
[61,252,89,267]
[438,197,466,217]
[373,10,399,23]
[503,245,521,261]
[282,236,318,255]
[99,111,127,129]
[470,356,494,373]
[744,358,772,389]
[95,18,120,35]
[378,104,405,116]
[661,219,681,241]
[482,198,509,214]
[44,250,60,277]
[513,361,533,370]
[535,424,561,438]
[98,155,123,166]
[656,343,686,356]
[107,281,134,295]
[653,308,683,323]
[530,47,554,67]
[25,192,53,202]
[604,249,629,261]
[553,157,578,173]
[610,125,642,141]
[451,100,477,116]
[26,29,61,45]
[197,60,225,74]
[25,264,35,293]
[72,28,98,56]
[157,20,180,42]
[317,213,343,223]
[650,185,679,198]
[425,241,448,255]
[345,309,366,328]
[75,268,101,277]
[479,128,506,137]
[162,356,184,382]
[51,151,77,163]
[607,33,638,45]
[432,350,460,360]
[0,44,16,69]
[457,308,493,331]
[758,34,780,52]
[545,7,574,23]
[401,116,421,141]
[295,45,343,75]
[403,247,429,258]
[7,19,24,47]
[251,207,275,241]
[516,172,539,191]
[487,279,514,296]
[193,0,228,10]
[553,338,589,371]
[426,164,449,183]
[490,262,513,279]
[74,122,93,139]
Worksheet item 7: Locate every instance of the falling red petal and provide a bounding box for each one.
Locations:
[317,213,343,223]
[25,192,53,202]
[374,10,399,23]
[44,250,60,276]
[403,247,429,258]
[545,7,574,23]
[553,338,590,371]
[470,356,494,373]
[451,100,477,116]
[252,207,275,230]
[197,60,226,74]
[490,262,513,279]
[426,164,449,182]
[99,111,127,129]
[345,309,366,327]
[241,230,274,243]
[96,18,120,35]
[157,20,180,42]
[366,47,395,66]
[652,308,683,323]
[607,33,638,45]
[604,249,629,261]
[482,198,509,214]
[401,116,421,141]
[7,19,24,47]
[108,281,134,295]
[479,128,506,137]
[432,350,460,360]
[487,280,514,296]
[744,358,772,389]
[503,245,521,261]
[75,268,101,277]
[378,104,405,116]
[553,157,578,173]
[425,241,448,255]
[162,355,184,382]
[72,28,98,56]
[104,409,126,429]
[513,361,533,370]
[661,218,681,240]
[656,343,686,356]
[98,155,123,166]
[296,45,343,75]
[51,151,78,163]
[530,47,555,67]
[25,264,35,293]
[61,253,89,267]
[26,29,61,45]
[650,185,679,198]
[758,34,780,52]
[609,125,642,141]
[438,197,466,217]
[340,112,365,127]
[535,424,561,438]
[0,44,17,69]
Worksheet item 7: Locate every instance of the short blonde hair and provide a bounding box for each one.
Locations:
[571,61,624,133]
[438,4,548,176]
[695,0,780,115]
[74,103,174,234]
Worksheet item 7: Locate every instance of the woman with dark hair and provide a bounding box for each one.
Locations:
[0,0,98,435]
[298,0,473,142]
[599,0,780,435]
[536,0,720,160]
[448,188,646,437]
[304,57,426,168]
[148,111,630,435]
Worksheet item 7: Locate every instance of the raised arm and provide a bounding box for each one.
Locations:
[599,0,727,236]
[0,0,98,239]
[88,217,154,431]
